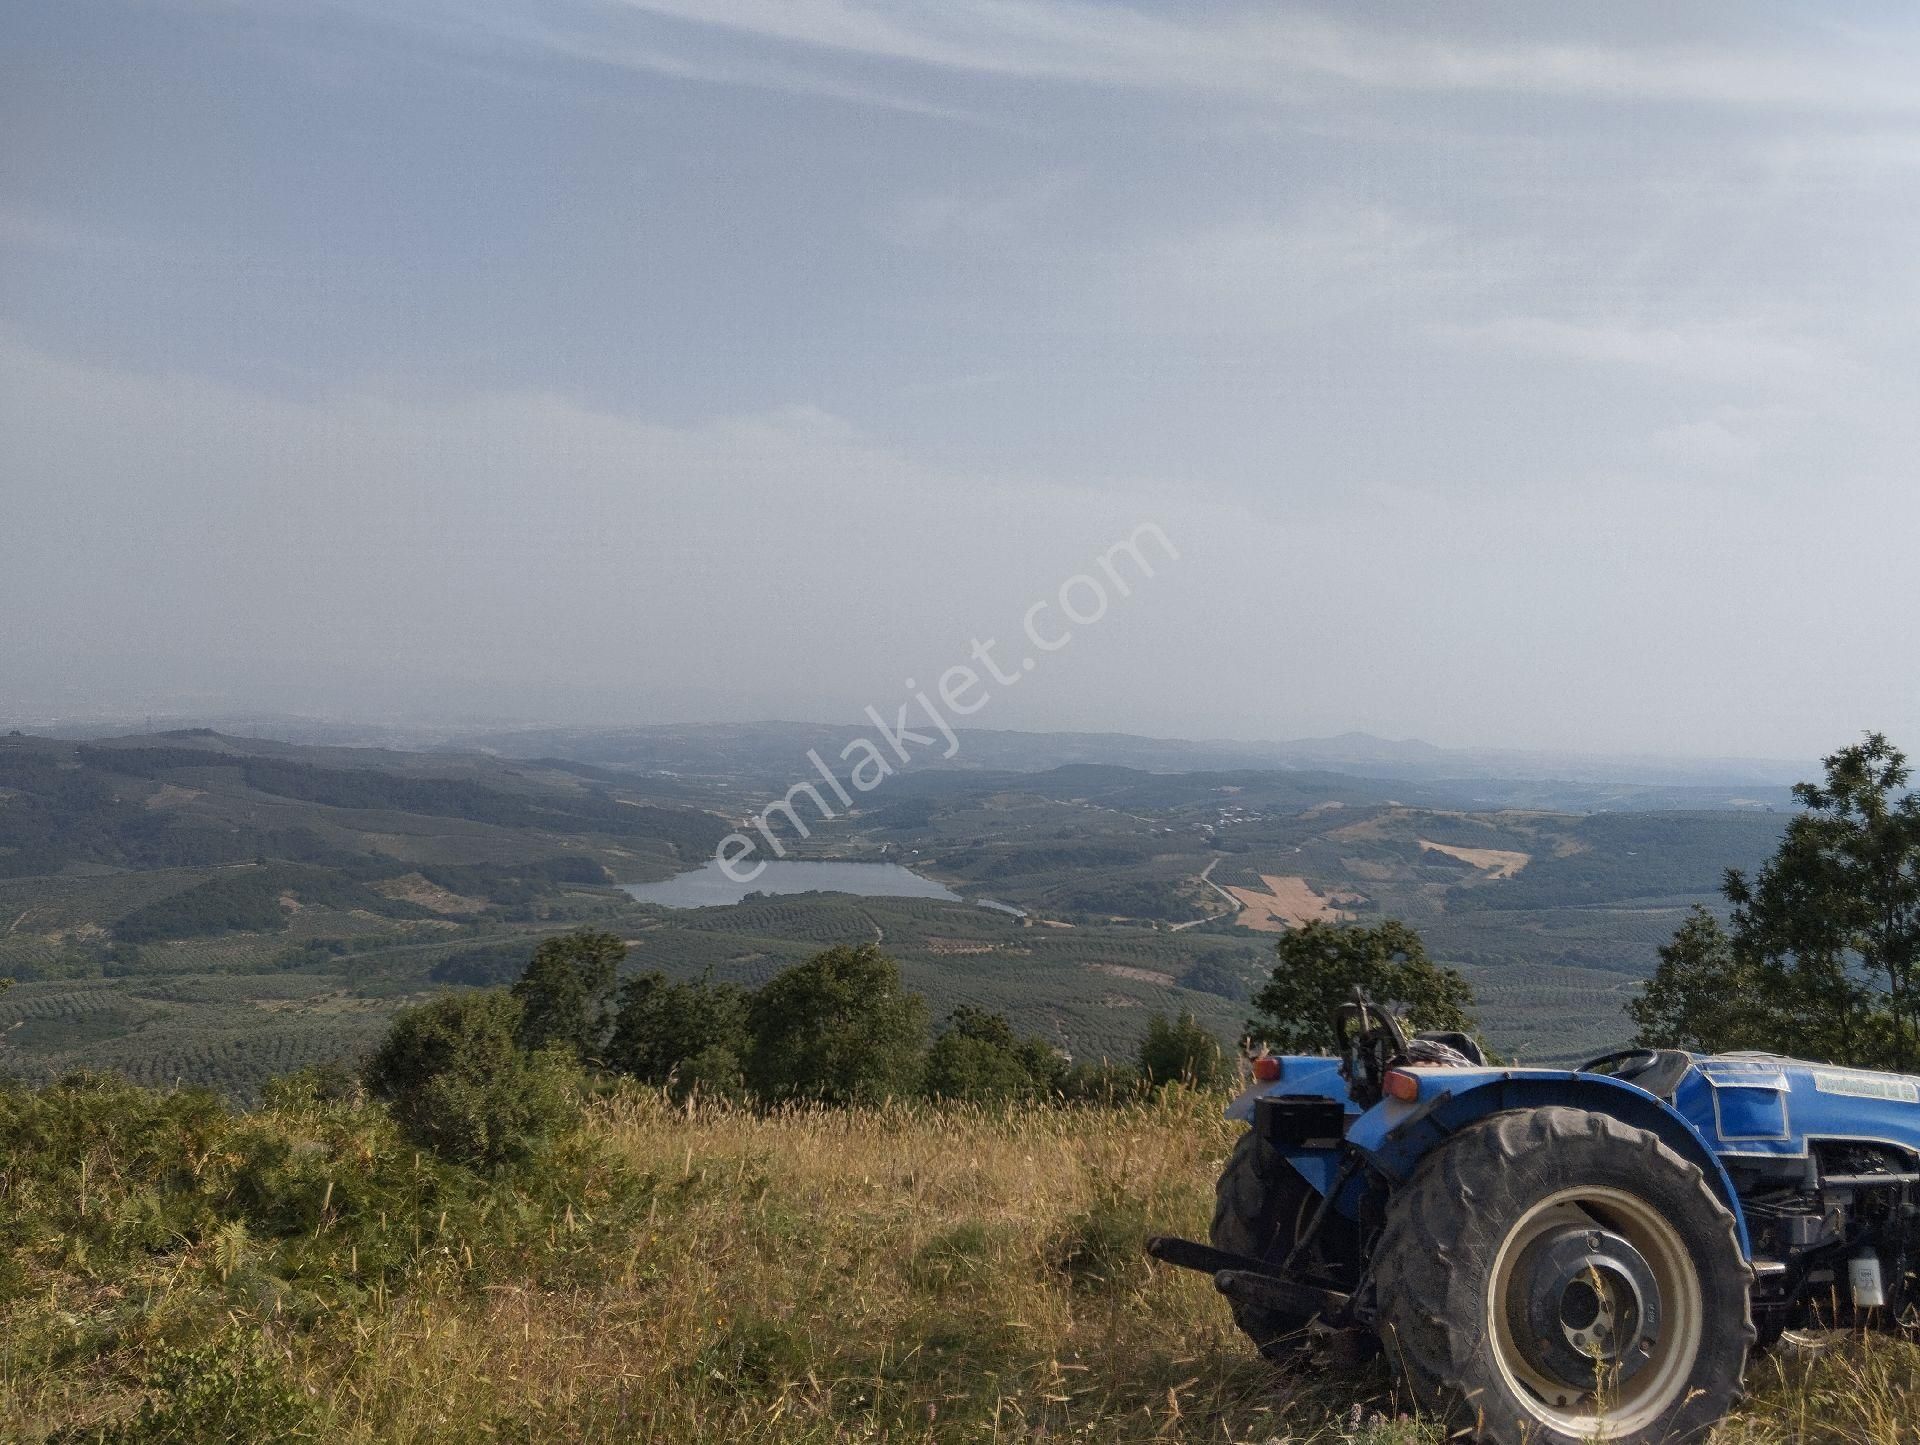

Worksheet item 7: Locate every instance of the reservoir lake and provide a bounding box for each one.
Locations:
[619,859,1022,914]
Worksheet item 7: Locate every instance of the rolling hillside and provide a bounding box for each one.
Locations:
[0,728,1798,1093]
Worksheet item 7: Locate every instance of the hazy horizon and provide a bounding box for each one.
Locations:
[7,3,1920,758]
[1,704,1819,781]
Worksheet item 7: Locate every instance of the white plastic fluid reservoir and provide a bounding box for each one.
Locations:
[1849,1252,1887,1309]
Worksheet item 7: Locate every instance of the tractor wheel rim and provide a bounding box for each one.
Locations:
[1485,1186,1703,1438]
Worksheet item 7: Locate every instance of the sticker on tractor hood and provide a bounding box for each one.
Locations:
[1812,1070,1920,1103]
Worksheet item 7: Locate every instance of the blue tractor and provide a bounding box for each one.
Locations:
[1148,995,1920,1444]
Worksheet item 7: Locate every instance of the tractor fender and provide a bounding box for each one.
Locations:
[1346,1069,1753,1258]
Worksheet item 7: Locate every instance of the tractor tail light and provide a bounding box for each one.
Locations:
[1251,1056,1282,1083]
[1383,1069,1421,1102]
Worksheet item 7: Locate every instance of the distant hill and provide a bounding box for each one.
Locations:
[22,715,1808,810]
[0,730,727,886]
[443,720,1804,812]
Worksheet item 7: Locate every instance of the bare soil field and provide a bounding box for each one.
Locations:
[1085,962,1177,986]
[371,872,489,914]
[1224,874,1352,931]
[1416,839,1531,878]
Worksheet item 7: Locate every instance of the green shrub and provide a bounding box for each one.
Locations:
[363,991,580,1171]
[923,1007,1065,1102]
[257,1060,361,1110]
[0,1067,652,1344]
[673,1043,747,1101]
[399,1051,579,1171]
[1057,1058,1146,1104]
[68,1330,321,1444]
[692,1312,810,1393]
[365,990,522,1097]
[1136,1010,1230,1089]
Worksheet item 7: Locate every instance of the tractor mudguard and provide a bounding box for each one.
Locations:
[1345,1068,1753,1257]
[1225,1057,1357,1198]
[1229,1066,1752,1256]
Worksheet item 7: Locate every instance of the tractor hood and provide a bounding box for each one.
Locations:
[1678,1054,1920,1161]
[1231,1051,1920,1168]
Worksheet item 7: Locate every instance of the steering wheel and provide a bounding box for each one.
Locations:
[1334,989,1409,1052]
[1576,1048,1660,1080]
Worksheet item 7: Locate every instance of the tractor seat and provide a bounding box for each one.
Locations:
[1412,1030,1487,1066]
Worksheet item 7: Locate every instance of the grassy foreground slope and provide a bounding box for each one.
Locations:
[6,1082,1914,1443]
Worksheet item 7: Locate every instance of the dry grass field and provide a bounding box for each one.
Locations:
[7,1085,1919,1443]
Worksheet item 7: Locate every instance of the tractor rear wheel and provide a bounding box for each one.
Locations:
[1211,1128,1349,1357]
[1372,1107,1751,1445]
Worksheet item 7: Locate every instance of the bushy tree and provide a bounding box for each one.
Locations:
[511,930,624,1062]
[607,970,750,1097]
[365,990,520,1098]
[922,1006,1065,1102]
[1639,733,1920,1070]
[363,991,577,1170]
[1249,919,1478,1054]
[1628,906,1758,1052]
[670,1044,750,1102]
[744,944,927,1104]
[1136,1009,1230,1088]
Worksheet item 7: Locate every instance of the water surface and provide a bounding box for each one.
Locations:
[620,859,965,909]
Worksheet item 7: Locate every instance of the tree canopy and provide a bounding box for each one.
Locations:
[606,970,750,1098]
[373,930,1226,1119]
[743,943,929,1104]
[1635,733,1920,1070]
[1248,919,1478,1054]
[363,991,578,1170]
[923,1006,1066,1102]
[510,930,624,1063]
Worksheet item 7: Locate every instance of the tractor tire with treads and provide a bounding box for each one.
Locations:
[1210,1127,1322,1357]
[1372,1106,1752,1445]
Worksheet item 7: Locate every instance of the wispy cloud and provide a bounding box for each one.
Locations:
[605,0,1920,113]
[484,12,997,124]
[880,176,1071,245]
[1106,199,1529,337]
[300,0,1001,124]
[1451,315,1843,386]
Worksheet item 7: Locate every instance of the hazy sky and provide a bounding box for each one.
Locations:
[5,2,1919,755]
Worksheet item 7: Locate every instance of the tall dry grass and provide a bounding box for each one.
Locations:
[10,1085,1920,1442]
[287,1088,1421,1443]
